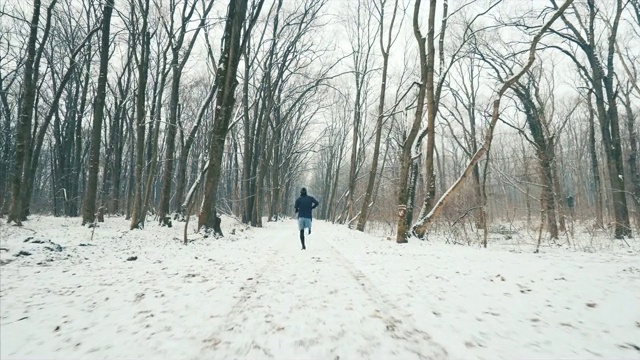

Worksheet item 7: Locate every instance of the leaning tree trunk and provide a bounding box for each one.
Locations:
[82,0,114,225]
[198,0,252,235]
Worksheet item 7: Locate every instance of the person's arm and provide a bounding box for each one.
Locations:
[294,198,299,213]
[312,197,319,209]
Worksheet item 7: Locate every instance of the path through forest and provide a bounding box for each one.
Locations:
[197,221,447,359]
[1,217,639,359]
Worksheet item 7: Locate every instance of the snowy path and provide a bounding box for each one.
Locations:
[1,217,639,359]
[199,224,447,359]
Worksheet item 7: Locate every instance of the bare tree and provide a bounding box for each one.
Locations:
[82,0,115,225]
[412,0,503,239]
[439,57,486,230]
[620,81,640,228]
[548,0,632,238]
[477,41,569,239]
[394,0,430,243]
[586,91,605,228]
[26,9,99,219]
[173,77,217,220]
[130,0,152,229]
[157,0,215,226]
[414,0,575,233]
[8,0,58,224]
[0,19,21,216]
[198,0,265,235]
[356,0,402,232]
[316,93,350,221]
[344,0,378,226]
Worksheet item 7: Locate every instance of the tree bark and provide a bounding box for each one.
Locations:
[396,0,429,243]
[357,0,399,232]
[7,0,41,225]
[421,0,438,216]
[199,0,262,235]
[587,92,604,228]
[158,0,215,225]
[82,0,114,225]
[130,5,150,229]
[621,87,640,228]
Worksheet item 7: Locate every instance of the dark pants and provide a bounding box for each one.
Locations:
[299,230,306,249]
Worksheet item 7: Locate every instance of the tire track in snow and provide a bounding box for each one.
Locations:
[323,234,449,359]
[198,230,287,358]
[198,222,449,359]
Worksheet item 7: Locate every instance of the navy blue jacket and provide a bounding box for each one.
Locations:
[295,195,319,219]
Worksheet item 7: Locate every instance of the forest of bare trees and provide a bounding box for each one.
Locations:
[1,0,638,243]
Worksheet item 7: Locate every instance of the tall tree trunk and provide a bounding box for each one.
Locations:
[82,0,114,225]
[539,146,559,239]
[396,0,429,243]
[7,0,41,225]
[472,163,485,229]
[551,0,630,237]
[347,83,362,224]
[158,0,214,225]
[621,88,640,228]
[109,109,126,214]
[592,64,630,237]
[357,0,399,231]
[269,103,283,221]
[130,19,150,229]
[421,0,438,216]
[199,0,261,235]
[412,0,440,239]
[552,139,567,233]
[0,72,14,216]
[587,92,604,228]
[328,143,344,222]
[126,111,136,220]
[601,0,631,238]
[158,71,181,225]
[404,155,420,232]
[18,0,57,220]
[241,45,255,224]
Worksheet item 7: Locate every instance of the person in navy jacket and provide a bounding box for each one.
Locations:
[294,187,319,250]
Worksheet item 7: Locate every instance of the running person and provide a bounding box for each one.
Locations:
[294,187,319,250]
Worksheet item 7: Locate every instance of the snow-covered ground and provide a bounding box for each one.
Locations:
[1,216,639,359]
